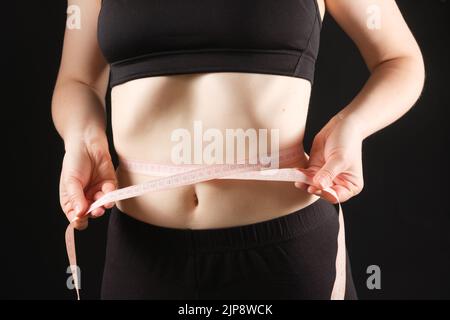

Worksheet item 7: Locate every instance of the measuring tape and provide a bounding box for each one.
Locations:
[65,146,346,300]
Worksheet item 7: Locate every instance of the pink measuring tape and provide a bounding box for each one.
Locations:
[65,146,346,300]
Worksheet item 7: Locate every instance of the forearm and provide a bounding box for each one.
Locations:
[52,79,107,149]
[337,55,425,139]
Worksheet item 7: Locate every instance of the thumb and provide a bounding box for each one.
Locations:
[313,154,346,189]
[65,176,88,218]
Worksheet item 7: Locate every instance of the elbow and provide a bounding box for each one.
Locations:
[417,52,426,96]
[408,41,426,88]
[396,51,426,111]
[408,48,426,106]
[377,48,426,105]
[404,39,426,99]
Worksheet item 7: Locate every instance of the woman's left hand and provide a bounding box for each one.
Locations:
[295,114,365,203]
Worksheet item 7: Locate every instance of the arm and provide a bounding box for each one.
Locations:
[52,0,116,229]
[297,0,425,202]
[326,0,425,138]
[52,0,108,147]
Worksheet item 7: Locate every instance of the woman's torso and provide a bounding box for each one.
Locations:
[103,0,325,229]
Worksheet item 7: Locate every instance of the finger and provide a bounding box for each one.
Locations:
[294,181,308,191]
[296,167,317,179]
[85,181,104,200]
[307,185,320,194]
[319,188,340,204]
[66,208,77,223]
[320,183,355,204]
[64,176,88,217]
[101,182,116,209]
[103,202,115,209]
[71,215,89,230]
[307,135,325,168]
[85,182,115,209]
[63,201,73,217]
[90,207,105,218]
[302,184,334,203]
[74,219,89,231]
[307,186,332,201]
[88,191,106,218]
[84,196,107,217]
[333,183,360,203]
[102,181,116,193]
[313,155,347,189]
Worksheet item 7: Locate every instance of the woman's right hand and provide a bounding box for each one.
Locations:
[59,133,117,230]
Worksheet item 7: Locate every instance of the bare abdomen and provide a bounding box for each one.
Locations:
[111,72,319,229]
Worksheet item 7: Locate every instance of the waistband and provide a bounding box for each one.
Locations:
[109,49,316,88]
[109,198,338,254]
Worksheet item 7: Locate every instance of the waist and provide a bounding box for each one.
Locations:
[111,72,312,162]
[110,72,314,228]
[115,144,319,229]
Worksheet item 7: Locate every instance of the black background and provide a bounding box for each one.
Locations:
[2,0,449,300]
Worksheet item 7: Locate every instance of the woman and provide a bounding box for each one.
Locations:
[52,0,424,300]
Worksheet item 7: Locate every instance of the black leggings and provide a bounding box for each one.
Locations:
[101,198,357,300]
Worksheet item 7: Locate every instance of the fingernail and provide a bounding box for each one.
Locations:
[68,211,78,223]
[315,190,322,195]
[75,204,82,216]
[90,212,99,217]
[70,216,79,223]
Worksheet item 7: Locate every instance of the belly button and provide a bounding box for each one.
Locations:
[193,193,199,207]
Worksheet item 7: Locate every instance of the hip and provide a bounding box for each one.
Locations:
[115,165,321,229]
[102,197,357,299]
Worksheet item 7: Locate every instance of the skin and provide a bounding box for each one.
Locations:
[52,0,424,230]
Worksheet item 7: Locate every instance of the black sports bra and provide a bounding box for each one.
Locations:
[98,0,322,87]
